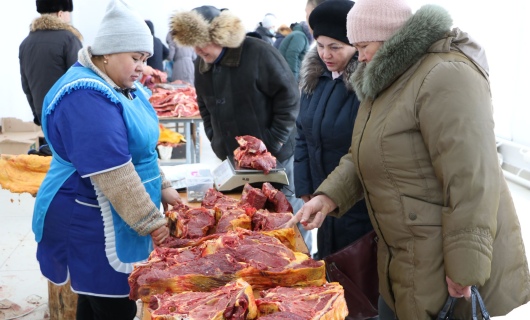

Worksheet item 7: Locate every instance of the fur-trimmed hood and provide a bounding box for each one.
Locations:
[170,9,246,48]
[351,5,488,101]
[299,46,358,94]
[30,14,83,41]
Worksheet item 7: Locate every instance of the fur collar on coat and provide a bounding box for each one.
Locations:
[299,46,358,95]
[350,5,453,101]
[30,15,83,42]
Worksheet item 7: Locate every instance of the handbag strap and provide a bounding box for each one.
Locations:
[437,286,490,320]
[437,295,457,319]
[471,286,490,320]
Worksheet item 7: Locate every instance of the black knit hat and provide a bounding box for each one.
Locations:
[36,0,73,13]
[309,0,354,45]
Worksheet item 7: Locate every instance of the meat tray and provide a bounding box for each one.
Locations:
[227,155,285,173]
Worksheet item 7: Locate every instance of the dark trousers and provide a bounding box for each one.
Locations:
[76,294,137,320]
[378,295,397,320]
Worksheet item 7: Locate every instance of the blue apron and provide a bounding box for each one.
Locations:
[33,67,161,274]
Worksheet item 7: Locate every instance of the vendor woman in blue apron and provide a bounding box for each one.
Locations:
[32,1,181,318]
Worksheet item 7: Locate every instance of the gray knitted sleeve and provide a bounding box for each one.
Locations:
[91,162,166,236]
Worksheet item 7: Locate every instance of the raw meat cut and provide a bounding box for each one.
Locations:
[148,279,258,320]
[129,229,325,302]
[262,183,292,213]
[164,185,294,245]
[149,84,200,118]
[202,188,240,210]
[240,184,267,210]
[215,207,252,233]
[161,228,296,252]
[147,280,348,320]
[233,136,277,174]
[165,203,216,239]
[252,209,293,231]
[235,136,267,154]
[256,282,348,319]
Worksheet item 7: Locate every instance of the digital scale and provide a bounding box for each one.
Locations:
[212,156,289,192]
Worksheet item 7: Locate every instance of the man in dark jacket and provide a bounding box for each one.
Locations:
[170,6,313,251]
[145,20,169,71]
[19,0,83,127]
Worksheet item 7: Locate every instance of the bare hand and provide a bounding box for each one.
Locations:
[446,276,472,299]
[283,195,337,230]
[150,225,169,246]
[162,187,182,212]
[142,65,154,76]
[301,195,312,203]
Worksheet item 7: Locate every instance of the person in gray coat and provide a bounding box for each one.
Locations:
[166,31,197,84]
[170,5,313,252]
[19,0,82,126]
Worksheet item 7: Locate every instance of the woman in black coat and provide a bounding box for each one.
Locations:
[294,0,372,259]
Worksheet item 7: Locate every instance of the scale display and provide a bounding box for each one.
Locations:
[212,157,289,192]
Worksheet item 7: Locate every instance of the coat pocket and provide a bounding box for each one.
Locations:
[401,195,443,226]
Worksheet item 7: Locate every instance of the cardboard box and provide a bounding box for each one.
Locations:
[1,117,40,133]
[0,118,43,155]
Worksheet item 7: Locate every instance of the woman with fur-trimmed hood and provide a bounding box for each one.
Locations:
[296,0,371,267]
[19,0,83,127]
[287,0,530,318]
[169,6,314,251]
[295,1,374,316]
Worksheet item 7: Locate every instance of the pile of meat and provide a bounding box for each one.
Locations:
[234,136,277,174]
[128,182,349,319]
[148,278,348,320]
[163,183,294,248]
[129,228,326,302]
[149,83,200,118]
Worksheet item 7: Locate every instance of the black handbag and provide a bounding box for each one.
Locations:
[437,286,490,320]
[323,230,379,320]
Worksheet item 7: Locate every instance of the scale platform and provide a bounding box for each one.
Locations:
[213,156,289,192]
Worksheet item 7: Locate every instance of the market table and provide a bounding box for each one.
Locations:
[158,116,203,164]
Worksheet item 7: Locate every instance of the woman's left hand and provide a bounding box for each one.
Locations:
[446,276,472,299]
[161,187,182,212]
[150,225,169,246]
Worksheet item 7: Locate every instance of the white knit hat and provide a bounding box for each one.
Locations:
[347,0,412,45]
[262,13,277,29]
[91,0,153,56]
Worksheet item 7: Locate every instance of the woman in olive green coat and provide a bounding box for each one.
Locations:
[287,0,530,319]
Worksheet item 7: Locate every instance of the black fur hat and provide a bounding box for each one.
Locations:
[36,0,73,13]
[309,0,354,45]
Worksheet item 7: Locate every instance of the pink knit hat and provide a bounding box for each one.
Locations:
[347,0,412,45]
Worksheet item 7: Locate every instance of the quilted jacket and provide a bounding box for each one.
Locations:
[317,5,530,319]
